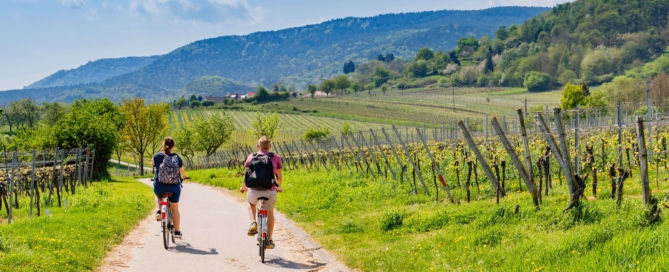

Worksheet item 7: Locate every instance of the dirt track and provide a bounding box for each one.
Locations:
[99,178,349,272]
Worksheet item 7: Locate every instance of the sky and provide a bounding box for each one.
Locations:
[0,0,571,90]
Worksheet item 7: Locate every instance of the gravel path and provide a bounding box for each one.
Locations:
[99,178,349,272]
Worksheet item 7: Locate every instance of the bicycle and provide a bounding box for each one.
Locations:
[154,176,188,250]
[256,196,270,263]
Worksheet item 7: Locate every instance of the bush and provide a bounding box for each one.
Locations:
[190,100,201,108]
[202,100,215,107]
[381,210,405,232]
[524,71,551,92]
[303,126,330,141]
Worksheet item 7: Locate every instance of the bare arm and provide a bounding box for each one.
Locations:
[151,157,155,168]
[179,167,187,179]
[275,169,283,192]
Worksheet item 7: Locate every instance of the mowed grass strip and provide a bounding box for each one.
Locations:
[187,168,669,271]
[0,178,154,271]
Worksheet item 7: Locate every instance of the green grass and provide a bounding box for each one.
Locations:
[186,167,669,271]
[0,178,154,271]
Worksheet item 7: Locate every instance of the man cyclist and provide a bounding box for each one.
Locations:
[240,136,283,249]
[152,136,188,239]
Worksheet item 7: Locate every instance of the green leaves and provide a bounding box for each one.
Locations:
[249,112,280,139]
[523,71,551,92]
[191,111,235,156]
[560,84,585,110]
[53,98,122,175]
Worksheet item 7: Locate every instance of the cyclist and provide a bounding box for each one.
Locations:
[240,136,283,249]
[152,136,188,239]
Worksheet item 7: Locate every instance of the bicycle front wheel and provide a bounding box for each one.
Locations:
[162,220,169,249]
[260,238,266,263]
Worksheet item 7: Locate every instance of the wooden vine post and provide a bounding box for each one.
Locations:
[369,129,397,181]
[30,150,35,217]
[535,112,581,209]
[458,121,505,197]
[391,125,429,193]
[358,130,381,175]
[291,140,310,170]
[307,139,328,170]
[299,139,318,170]
[517,109,534,194]
[416,127,455,203]
[341,133,362,172]
[553,108,576,195]
[636,116,651,208]
[8,151,15,223]
[616,102,627,205]
[381,128,406,180]
[331,136,352,172]
[349,132,374,177]
[491,117,539,208]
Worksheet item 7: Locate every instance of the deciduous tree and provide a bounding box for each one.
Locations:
[192,112,235,156]
[119,98,169,175]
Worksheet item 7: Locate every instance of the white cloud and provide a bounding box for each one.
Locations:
[486,0,571,7]
[84,8,97,20]
[59,0,86,9]
[121,0,264,24]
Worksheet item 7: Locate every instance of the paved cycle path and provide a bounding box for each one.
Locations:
[101,178,348,272]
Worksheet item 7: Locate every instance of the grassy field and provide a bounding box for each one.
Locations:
[0,178,154,271]
[186,166,669,271]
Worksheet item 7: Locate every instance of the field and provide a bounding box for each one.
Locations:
[0,178,154,271]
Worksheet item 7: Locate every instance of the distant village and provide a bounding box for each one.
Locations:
[204,90,328,103]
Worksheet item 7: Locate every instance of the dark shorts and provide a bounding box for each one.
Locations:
[154,182,181,203]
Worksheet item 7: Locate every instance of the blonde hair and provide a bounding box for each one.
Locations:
[258,136,271,151]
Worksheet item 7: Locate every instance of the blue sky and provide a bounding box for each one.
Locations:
[0,0,570,90]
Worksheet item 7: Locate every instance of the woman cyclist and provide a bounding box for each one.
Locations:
[152,136,188,239]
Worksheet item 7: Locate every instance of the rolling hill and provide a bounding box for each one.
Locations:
[26,56,160,89]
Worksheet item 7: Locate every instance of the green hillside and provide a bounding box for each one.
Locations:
[103,7,547,89]
[26,56,159,89]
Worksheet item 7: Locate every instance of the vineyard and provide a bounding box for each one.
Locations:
[0,147,95,223]
[187,104,668,217]
[168,109,395,147]
[255,86,564,127]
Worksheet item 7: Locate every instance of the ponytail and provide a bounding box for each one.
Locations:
[162,136,175,155]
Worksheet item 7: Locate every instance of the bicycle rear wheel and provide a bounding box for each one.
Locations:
[169,209,175,243]
[162,205,170,249]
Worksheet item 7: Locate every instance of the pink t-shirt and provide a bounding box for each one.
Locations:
[244,151,282,191]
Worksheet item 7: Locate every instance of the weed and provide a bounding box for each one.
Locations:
[381,210,405,232]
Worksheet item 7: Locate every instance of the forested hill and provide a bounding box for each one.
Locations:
[102,7,547,89]
[475,0,669,87]
[26,56,160,89]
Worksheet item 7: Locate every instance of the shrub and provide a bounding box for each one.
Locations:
[381,209,405,232]
[524,71,551,92]
[303,126,330,141]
